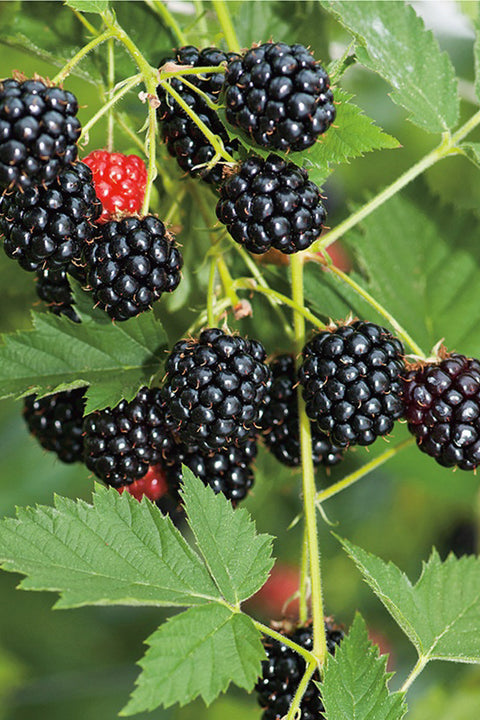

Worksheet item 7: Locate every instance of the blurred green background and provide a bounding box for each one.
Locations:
[1,1,480,718]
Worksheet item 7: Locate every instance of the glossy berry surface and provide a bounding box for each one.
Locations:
[299,322,405,448]
[35,264,86,323]
[157,46,238,184]
[162,328,271,452]
[118,463,169,503]
[255,619,344,720]
[83,387,175,487]
[0,160,102,272]
[23,388,86,464]
[403,353,480,470]
[216,154,326,255]
[224,42,335,152]
[84,215,183,321]
[0,77,81,190]
[83,150,147,222]
[261,354,343,467]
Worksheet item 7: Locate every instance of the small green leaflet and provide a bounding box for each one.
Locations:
[459,142,480,170]
[338,536,480,664]
[0,290,167,414]
[321,1,459,133]
[322,614,406,720]
[121,604,264,714]
[64,0,110,13]
[181,467,274,605]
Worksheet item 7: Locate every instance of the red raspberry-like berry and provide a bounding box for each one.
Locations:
[118,464,169,503]
[83,150,147,222]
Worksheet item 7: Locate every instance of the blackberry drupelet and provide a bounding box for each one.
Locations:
[157,46,238,184]
[0,77,81,190]
[403,352,480,470]
[83,215,183,321]
[224,42,335,152]
[261,354,343,467]
[23,388,86,464]
[0,160,102,271]
[216,154,327,254]
[164,429,258,505]
[299,322,405,448]
[256,618,344,720]
[83,387,175,488]
[35,265,85,322]
[118,463,169,503]
[162,327,271,452]
[83,150,147,222]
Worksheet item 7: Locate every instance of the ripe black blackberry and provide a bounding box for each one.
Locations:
[83,215,183,321]
[35,264,86,322]
[0,160,102,272]
[261,354,343,467]
[23,388,86,464]
[157,46,238,184]
[256,618,344,720]
[216,154,326,255]
[0,77,81,190]
[83,387,175,488]
[299,321,405,448]
[403,352,480,470]
[224,42,335,152]
[164,429,258,506]
[162,327,271,452]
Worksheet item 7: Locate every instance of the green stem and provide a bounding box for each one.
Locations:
[401,655,429,692]
[163,72,219,111]
[193,0,209,41]
[145,0,188,45]
[217,256,240,308]
[52,29,114,84]
[234,279,326,330]
[107,37,115,152]
[290,254,327,666]
[187,298,230,336]
[160,65,226,79]
[70,8,98,36]
[252,620,317,666]
[299,525,309,625]
[320,262,426,357]
[316,437,415,504]
[212,0,241,52]
[164,187,186,225]
[80,74,142,141]
[207,258,218,327]
[142,99,157,214]
[286,661,317,720]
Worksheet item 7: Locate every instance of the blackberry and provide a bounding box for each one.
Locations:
[35,265,84,322]
[255,618,344,720]
[157,46,239,184]
[261,354,343,467]
[23,388,86,464]
[162,327,271,452]
[403,352,480,470]
[0,160,102,272]
[224,42,335,152]
[164,429,258,505]
[83,150,147,222]
[299,322,405,448]
[216,154,326,255]
[0,77,81,190]
[83,387,175,488]
[83,215,183,321]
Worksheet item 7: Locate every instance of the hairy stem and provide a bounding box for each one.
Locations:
[217,256,240,308]
[212,0,241,52]
[252,620,317,666]
[145,0,188,45]
[107,37,115,152]
[291,255,327,666]
[52,29,114,84]
[207,258,218,327]
[299,525,309,625]
[286,661,317,720]
[234,279,326,330]
[80,74,143,140]
[400,655,429,692]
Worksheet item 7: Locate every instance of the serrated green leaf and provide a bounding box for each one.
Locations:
[321,1,459,133]
[0,298,168,414]
[459,142,480,170]
[338,536,480,664]
[0,485,220,609]
[322,614,406,720]
[64,0,109,12]
[181,468,274,605]
[122,604,263,713]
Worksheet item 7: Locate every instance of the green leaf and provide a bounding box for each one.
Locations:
[0,485,220,609]
[459,142,480,170]
[321,1,459,133]
[322,614,407,720]
[64,0,109,12]
[122,604,264,713]
[0,296,168,414]
[181,468,274,605]
[338,536,480,664]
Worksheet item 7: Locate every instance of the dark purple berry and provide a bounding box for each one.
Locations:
[23,388,86,463]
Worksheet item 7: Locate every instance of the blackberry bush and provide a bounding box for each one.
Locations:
[223,42,335,152]
[0,77,81,190]
[216,154,327,254]
[162,327,271,452]
[82,150,147,222]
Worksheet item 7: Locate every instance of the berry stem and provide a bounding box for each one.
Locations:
[187,298,231,336]
[290,254,328,667]
[161,72,220,111]
[212,0,242,53]
[80,74,143,142]
[316,437,415,504]
[400,654,429,692]
[107,37,115,152]
[299,526,309,625]
[159,65,227,79]
[233,279,326,330]
[69,7,99,36]
[142,98,158,214]
[252,620,317,666]
[217,256,241,309]
[207,257,218,328]
[286,660,317,720]
[145,0,188,46]
[52,29,114,84]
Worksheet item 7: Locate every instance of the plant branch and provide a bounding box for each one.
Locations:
[52,29,114,85]
[217,256,240,308]
[286,661,317,720]
[252,620,317,666]
[401,654,429,692]
[107,37,115,152]
[299,525,309,625]
[145,0,188,45]
[80,74,142,141]
[207,258,218,327]
[212,0,241,52]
